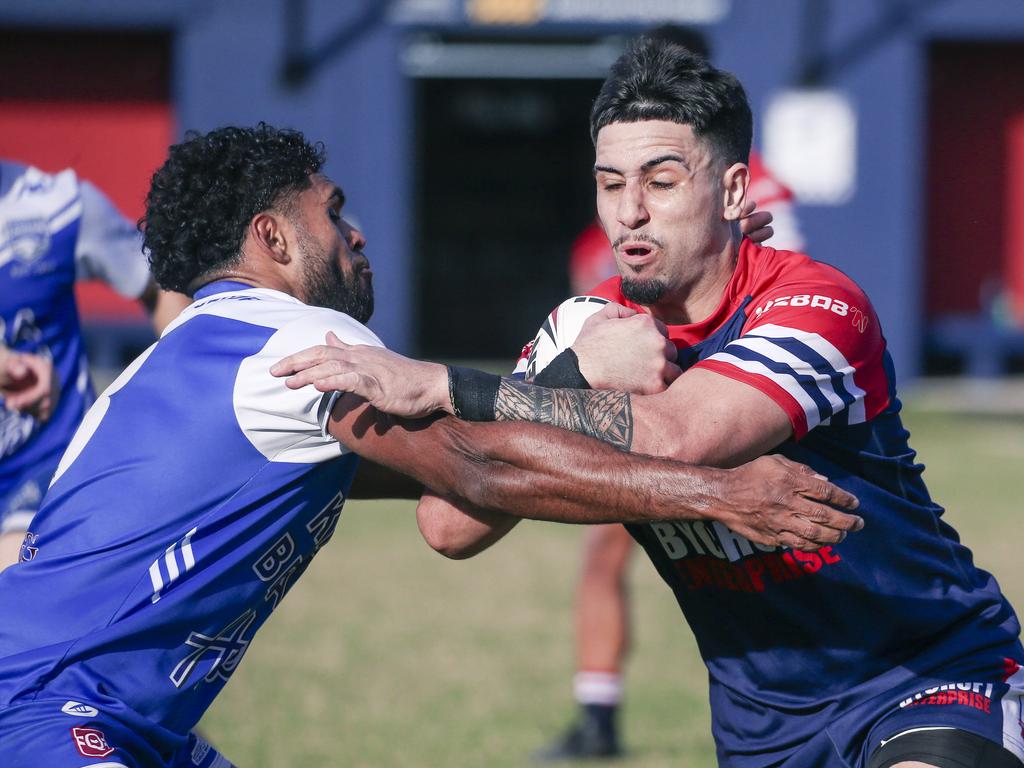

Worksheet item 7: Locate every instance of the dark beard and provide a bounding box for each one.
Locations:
[300,238,374,324]
[620,277,667,306]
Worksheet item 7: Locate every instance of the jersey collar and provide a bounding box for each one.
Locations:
[192,280,259,300]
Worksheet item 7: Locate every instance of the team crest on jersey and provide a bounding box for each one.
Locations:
[71,726,115,757]
[0,216,50,270]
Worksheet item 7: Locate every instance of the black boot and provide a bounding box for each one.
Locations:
[533,703,623,761]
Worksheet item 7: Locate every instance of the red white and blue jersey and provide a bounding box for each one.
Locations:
[0,282,377,756]
[517,240,1024,766]
[0,161,152,532]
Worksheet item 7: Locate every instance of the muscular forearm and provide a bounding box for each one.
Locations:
[493,379,635,451]
[487,377,779,468]
[329,397,722,525]
[427,417,723,525]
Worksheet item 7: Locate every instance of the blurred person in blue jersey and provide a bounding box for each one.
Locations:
[276,39,1024,768]
[0,161,190,570]
[0,124,860,768]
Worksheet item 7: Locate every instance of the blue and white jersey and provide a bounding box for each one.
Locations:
[0,281,378,750]
[0,161,151,531]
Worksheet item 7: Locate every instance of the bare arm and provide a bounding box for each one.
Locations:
[412,372,786,557]
[326,394,859,552]
[492,370,790,467]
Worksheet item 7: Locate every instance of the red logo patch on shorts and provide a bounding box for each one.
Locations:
[71,726,115,758]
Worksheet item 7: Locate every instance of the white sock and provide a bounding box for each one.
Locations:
[574,671,623,706]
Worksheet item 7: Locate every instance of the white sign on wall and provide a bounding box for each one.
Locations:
[763,89,858,205]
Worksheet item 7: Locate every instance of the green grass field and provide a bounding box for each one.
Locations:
[200,408,1024,767]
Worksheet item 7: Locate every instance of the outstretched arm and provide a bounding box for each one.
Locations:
[273,333,787,466]
[325,393,860,552]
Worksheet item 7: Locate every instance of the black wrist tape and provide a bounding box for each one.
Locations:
[447,365,502,422]
[532,348,591,390]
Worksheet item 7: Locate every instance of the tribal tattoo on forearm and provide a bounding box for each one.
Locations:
[493,379,634,451]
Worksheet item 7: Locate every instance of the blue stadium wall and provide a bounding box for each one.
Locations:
[5,0,1024,379]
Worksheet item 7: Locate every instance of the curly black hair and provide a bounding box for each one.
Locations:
[141,123,326,293]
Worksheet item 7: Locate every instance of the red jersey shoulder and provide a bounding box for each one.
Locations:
[697,243,892,438]
[743,245,877,340]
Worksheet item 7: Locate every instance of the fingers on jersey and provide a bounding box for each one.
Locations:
[717,455,863,552]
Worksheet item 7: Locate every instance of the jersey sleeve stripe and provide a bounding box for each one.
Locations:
[704,347,829,428]
[726,336,852,415]
[746,324,867,424]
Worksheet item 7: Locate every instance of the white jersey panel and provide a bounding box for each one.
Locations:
[169,287,385,464]
[74,180,150,298]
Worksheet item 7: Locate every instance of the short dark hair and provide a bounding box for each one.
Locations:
[589,37,751,166]
[141,123,326,293]
[644,24,712,61]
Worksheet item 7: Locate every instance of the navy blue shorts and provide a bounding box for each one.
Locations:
[798,655,1023,767]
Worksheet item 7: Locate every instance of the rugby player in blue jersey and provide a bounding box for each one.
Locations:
[0,161,190,570]
[276,40,1024,768]
[0,124,860,767]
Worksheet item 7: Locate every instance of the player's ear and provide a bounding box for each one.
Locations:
[722,163,750,222]
[250,211,292,265]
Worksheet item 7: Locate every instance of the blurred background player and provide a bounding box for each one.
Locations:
[0,160,188,570]
[542,26,805,761]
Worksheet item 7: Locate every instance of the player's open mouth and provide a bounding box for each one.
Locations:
[618,243,656,266]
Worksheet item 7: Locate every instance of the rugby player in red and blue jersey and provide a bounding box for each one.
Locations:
[276,39,1024,768]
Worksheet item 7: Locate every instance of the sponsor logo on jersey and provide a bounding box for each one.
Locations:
[647,520,844,593]
[752,294,851,319]
[899,681,995,714]
[190,734,212,764]
[170,609,257,689]
[71,726,115,758]
[850,306,870,333]
[18,532,39,563]
[61,700,99,717]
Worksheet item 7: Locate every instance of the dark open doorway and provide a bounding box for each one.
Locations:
[413,73,602,360]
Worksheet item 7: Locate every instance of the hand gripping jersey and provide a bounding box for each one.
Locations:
[0,282,378,757]
[0,162,152,532]
[516,240,1024,767]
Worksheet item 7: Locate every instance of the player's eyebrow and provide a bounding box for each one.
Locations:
[593,154,689,176]
[326,186,345,207]
[641,154,688,172]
